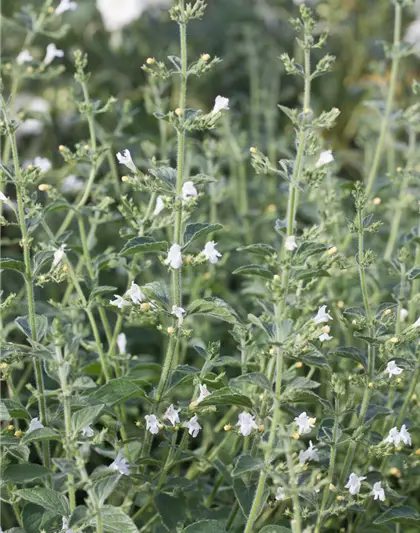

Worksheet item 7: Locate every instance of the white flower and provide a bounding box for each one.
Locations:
[164,404,180,426]
[15,93,50,137]
[96,0,169,33]
[294,412,315,435]
[385,427,401,447]
[405,19,420,52]
[196,384,211,404]
[44,43,64,65]
[116,149,136,172]
[400,425,412,446]
[16,50,33,64]
[313,305,333,324]
[345,473,366,496]
[183,415,202,437]
[110,295,130,309]
[165,244,182,269]
[125,281,145,304]
[413,317,420,328]
[53,244,67,267]
[400,308,409,322]
[145,414,160,435]
[202,241,222,264]
[172,305,185,325]
[56,0,78,15]
[81,425,94,437]
[298,441,319,464]
[153,195,165,216]
[62,517,74,533]
[0,191,11,204]
[212,96,230,114]
[315,150,334,168]
[27,417,44,433]
[62,175,84,193]
[319,332,333,342]
[236,411,258,437]
[285,235,297,251]
[117,333,127,354]
[181,181,198,200]
[109,451,130,475]
[34,157,52,173]
[275,487,286,501]
[385,360,403,378]
[371,481,385,502]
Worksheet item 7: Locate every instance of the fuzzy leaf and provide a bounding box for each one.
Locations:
[233,264,274,280]
[0,400,11,421]
[21,428,60,445]
[196,387,252,409]
[0,257,25,275]
[71,405,104,435]
[259,527,292,533]
[119,237,168,256]
[3,463,52,483]
[88,378,146,406]
[181,520,226,533]
[183,222,223,248]
[17,488,70,516]
[232,454,265,476]
[230,372,272,392]
[155,493,186,531]
[187,297,240,325]
[374,505,420,524]
[15,314,48,341]
[237,243,277,256]
[99,506,138,533]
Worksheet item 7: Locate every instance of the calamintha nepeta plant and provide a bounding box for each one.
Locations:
[1,0,420,533]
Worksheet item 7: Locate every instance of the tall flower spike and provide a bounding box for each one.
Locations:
[116,149,136,172]
[165,244,182,269]
[44,43,64,66]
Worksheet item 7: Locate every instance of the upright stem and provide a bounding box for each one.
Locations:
[155,1,188,403]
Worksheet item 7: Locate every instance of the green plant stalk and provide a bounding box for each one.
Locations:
[1,95,50,469]
[409,243,420,323]
[284,430,302,533]
[315,401,339,533]
[155,0,188,403]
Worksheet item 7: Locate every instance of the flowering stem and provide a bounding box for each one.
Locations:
[155,0,187,403]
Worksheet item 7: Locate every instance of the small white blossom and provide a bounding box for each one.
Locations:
[196,384,211,404]
[212,96,230,114]
[165,244,182,269]
[285,235,297,251]
[345,473,366,495]
[319,332,333,342]
[34,157,52,173]
[81,425,94,437]
[405,19,420,52]
[181,181,198,200]
[183,415,202,437]
[109,451,130,475]
[125,281,145,304]
[145,414,160,435]
[202,241,222,264]
[27,417,44,433]
[164,404,180,426]
[56,0,78,15]
[236,411,258,437]
[385,427,401,447]
[117,333,127,354]
[298,441,319,464]
[62,174,84,193]
[371,481,385,502]
[314,305,333,325]
[315,150,334,168]
[116,149,136,172]
[294,412,315,435]
[44,43,64,66]
[385,360,403,378]
[275,487,286,501]
[400,425,412,446]
[400,308,409,322]
[16,50,33,64]
[0,191,11,204]
[153,195,165,216]
[96,0,170,33]
[110,295,130,309]
[53,244,67,267]
[62,517,74,533]
[172,305,186,325]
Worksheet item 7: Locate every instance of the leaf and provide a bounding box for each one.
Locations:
[181,520,226,533]
[2,399,29,419]
[286,377,320,390]
[233,264,274,280]
[22,503,61,533]
[142,280,169,305]
[374,505,420,524]
[69,506,89,528]
[187,297,240,325]
[149,166,177,189]
[329,346,367,369]
[92,475,121,505]
[88,378,146,406]
[230,372,272,392]
[259,527,292,533]
[408,267,420,280]
[296,269,330,281]
[0,400,11,421]
[21,428,60,445]
[99,505,139,533]
[15,314,48,341]
[197,387,252,409]
[71,405,104,435]
[183,222,223,248]
[119,237,168,257]
[17,488,70,516]
[155,493,186,531]
[237,243,277,256]
[233,479,256,517]
[0,257,25,275]
[90,286,118,299]
[232,454,265,477]
[3,463,52,483]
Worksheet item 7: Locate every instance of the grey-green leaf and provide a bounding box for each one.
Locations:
[187,297,240,325]
[155,493,186,531]
[233,264,274,280]
[232,454,265,477]
[374,505,420,524]
[0,400,11,421]
[3,463,53,483]
[88,378,146,406]
[21,428,60,445]
[0,258,26,275]
[99,505,139,533]
[71,405,104,435]
[197,387,252,409]
[183,222,223,248]
[120,237,168,257]
[181,520,226,533]
[17,488,70,516]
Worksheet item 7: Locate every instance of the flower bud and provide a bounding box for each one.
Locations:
[390,337,399,344]
[291,432,300,440]
[327,246,337,255]
[337,300,344,309]
[14,430,22,438]
[175,108,183,116]
[224,424,231,431]
[249,146,257,153]
[121,176,129,182]
[373,197,381,205]
[258,424,265,432]
[146,57,155,65]
[38,184,50,192]
[201,53,210,61]
[296,361,303,368]
[167,326,175,335]
[323,325,330,333]
[140,303,151,312]
[59,145,65,151]
[0,362,9,370]
[7,425,14,431]
[384,308,391,316]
